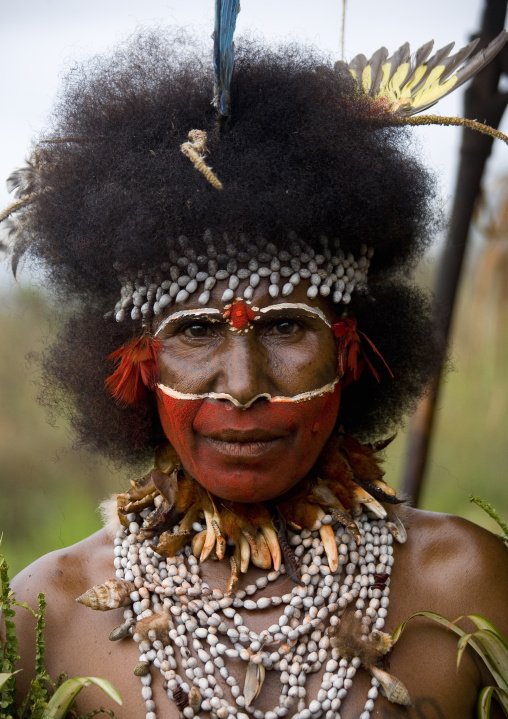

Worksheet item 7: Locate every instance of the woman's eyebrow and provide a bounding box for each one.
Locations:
[258,302,332,328]
[154,308,222,336]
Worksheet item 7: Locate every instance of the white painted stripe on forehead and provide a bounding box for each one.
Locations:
[258,303,332,328]
[156,377,340,409]
[154,307,222,336]
[154,301,332,337]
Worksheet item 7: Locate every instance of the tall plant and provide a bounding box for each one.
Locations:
[0,549,122,719]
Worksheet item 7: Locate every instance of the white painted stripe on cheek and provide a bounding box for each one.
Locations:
[156,377,340,409]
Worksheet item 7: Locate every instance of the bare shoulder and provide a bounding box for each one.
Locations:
[7,529,115,698]
[391,506,508,630]
[11,528,113,608]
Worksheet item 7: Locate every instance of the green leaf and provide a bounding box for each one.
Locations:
[462,629,508,692]
[393,612,503,686]
[0,674,18,691]
[478,685,494,719]
[456,631,507,690]
[44,677,122,718]
[467,615,508,650]
[478,686,508,717]
[393,610,468,644]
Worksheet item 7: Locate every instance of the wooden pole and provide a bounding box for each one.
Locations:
[401,0,508,505]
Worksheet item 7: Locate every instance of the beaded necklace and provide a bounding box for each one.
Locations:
[112,506,398,719]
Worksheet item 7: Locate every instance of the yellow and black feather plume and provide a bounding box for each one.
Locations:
[342,30,508,116]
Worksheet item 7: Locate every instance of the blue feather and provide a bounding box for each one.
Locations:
[213,0,240,117]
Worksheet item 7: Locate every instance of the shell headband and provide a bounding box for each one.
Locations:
[112,232,373,323]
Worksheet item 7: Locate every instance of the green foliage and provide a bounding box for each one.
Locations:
[394,611,508,718]
[0,549,121,719]
[0,551,20,717]
[469,496,508,544]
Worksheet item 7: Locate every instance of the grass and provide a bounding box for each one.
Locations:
[1,256,508,576]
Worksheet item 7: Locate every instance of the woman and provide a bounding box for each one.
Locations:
[5,30,508,719]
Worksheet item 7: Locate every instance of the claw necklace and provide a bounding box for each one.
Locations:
[95,510,410,719]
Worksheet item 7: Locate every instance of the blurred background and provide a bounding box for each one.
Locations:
[1,0,508,576]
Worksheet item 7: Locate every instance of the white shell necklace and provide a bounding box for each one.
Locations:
[113,508,394,719]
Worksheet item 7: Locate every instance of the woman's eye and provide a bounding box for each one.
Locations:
[270,320,300,336]
[183,323,212,338]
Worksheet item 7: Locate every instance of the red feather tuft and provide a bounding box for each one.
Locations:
[332,317,393,383]
[105,335,163,406]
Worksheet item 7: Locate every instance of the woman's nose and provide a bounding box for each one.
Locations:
[213,335,271,407]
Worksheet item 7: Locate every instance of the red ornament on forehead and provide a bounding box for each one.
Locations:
[223,300,256,330]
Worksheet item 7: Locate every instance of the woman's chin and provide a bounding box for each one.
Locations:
[191,469,299,503]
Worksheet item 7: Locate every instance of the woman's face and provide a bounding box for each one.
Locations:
[153,280,342,502]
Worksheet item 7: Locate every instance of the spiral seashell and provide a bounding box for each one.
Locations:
[371,666,412,706]
[109,619,135,641]
[368,629,393,655]
[76,579,135,611]
[134,661,150,677]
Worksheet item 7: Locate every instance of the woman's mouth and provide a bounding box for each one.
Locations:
[201,429,288,458]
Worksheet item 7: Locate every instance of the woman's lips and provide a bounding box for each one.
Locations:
[200,428,289,458]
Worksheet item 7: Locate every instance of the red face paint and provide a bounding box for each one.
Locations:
[156,384,342,503]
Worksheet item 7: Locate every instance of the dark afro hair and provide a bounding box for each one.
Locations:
[6,30,442,467]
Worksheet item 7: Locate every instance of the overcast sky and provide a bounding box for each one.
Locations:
[1,0,507,284]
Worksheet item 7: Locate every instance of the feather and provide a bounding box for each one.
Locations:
[348,53,368,88]
[105,334,162,406]
[366,47,389,97]
[213,0,241,117]
[384,41,411,87]
[348,30,508,117]
[98,496,122,536]
[273,508,302,585]
[332,317,393,382]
